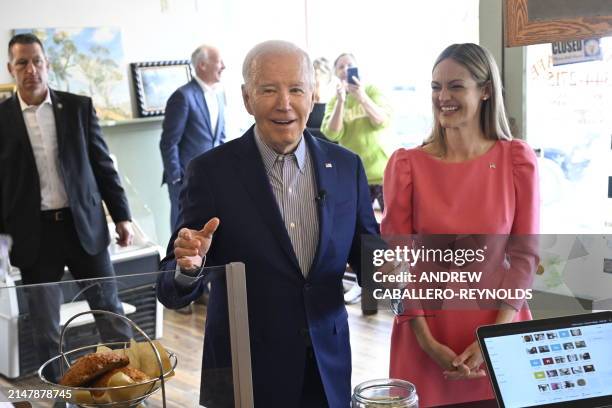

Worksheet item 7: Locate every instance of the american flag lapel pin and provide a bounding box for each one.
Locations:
[325,163,333,168]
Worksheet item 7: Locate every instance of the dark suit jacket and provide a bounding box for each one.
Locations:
[159,78,226,184]
[0,90,131,270]
[157,127,379,407]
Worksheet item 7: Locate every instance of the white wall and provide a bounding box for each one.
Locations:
[1,0,222,78]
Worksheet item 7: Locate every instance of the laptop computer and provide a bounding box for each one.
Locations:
[477,311,612,408]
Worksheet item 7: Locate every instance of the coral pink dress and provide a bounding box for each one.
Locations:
[381,140,539,407]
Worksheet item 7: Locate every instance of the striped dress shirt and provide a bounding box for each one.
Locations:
[254,127,319,277]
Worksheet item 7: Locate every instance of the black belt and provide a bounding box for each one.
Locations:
[41,208,71,222]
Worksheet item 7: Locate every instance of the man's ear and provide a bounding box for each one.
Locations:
[7,62,14,78]
[241,84,254,115]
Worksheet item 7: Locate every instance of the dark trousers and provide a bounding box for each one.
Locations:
[20,210,131,382]
[201,346,329,408]
[300,347,329,408]
[167,180,182,233]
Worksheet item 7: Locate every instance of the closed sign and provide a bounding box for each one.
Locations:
[552,38,603,66]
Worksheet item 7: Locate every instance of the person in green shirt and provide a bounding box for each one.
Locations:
[321,53,391,209]
[321,53,392,305]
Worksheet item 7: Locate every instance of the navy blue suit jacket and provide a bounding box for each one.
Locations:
[157,127,379,407]
[0,90,131,270]
[159,78,225,184]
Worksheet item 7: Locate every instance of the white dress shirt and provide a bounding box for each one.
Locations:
[194,76,220,135]
[18,91,69,210]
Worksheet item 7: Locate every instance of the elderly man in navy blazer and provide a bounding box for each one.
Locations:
[157,40,379,407]
[160,44,226,231]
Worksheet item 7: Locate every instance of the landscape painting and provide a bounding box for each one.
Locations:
[14,27,131,120]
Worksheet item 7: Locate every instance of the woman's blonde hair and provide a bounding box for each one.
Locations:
[424,43,512,154]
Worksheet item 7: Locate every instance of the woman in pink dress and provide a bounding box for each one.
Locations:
[381,43,539,407]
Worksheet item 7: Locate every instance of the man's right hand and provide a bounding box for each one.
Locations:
[174,217,220,271]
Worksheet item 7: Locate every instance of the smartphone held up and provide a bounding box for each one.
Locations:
[347,67,359,85]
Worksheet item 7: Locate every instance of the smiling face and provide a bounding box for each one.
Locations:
[7,42,49,103]
[431,58,489,131]
[242,51,314,154]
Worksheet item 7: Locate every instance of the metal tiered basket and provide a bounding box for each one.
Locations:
[38,310,177,408]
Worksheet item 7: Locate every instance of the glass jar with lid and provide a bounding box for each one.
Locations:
[352,378,418,408]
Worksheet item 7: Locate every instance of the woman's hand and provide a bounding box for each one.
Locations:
[346,76,366,102]
[424,339,463,372]
[443,341,486,380]
[410,317,482,380]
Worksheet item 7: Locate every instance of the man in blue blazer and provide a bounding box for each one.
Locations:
[159,44,226,231]
[157,40,379,407]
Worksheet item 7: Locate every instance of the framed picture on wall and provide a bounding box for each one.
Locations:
[0,83,16,103]
[505,0,612,47]
[130,60,192,117]
[15,27,132,120]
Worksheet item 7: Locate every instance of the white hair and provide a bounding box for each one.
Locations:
[191,44,212,67]
[241,40,314,88]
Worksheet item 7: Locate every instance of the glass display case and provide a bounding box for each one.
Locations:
[0,264,253,407]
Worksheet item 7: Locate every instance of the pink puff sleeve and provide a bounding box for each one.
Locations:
[381,149,413,235]
[381,150,425,318]
[511,139,540,234]
[502,140,541,310]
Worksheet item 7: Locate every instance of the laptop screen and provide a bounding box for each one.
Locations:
[478,312,612,408]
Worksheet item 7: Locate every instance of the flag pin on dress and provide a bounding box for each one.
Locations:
[489,162,496,169]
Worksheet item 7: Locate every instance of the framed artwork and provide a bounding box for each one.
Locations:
[0,84,16,103]
[505,0,612,47]
[130,60,192,117]
[14,27,132,120]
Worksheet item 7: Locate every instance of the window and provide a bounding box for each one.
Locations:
[526,37,612,232]
[306,0,479,151]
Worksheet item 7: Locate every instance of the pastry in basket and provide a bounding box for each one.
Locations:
[90,366,153,403]
[95,339,173,377]
[59,352,129,386]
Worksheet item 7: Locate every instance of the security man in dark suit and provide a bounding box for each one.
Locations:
[0,33,133,381]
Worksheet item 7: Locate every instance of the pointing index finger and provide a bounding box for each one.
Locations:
[199,217,220,239]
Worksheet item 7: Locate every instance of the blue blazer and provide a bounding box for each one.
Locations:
[157,127,379,407]
[159,78,225,184]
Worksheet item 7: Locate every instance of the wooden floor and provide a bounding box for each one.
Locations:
[1,302,393,407]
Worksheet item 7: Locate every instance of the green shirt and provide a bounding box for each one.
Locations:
[321,84,391,185]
